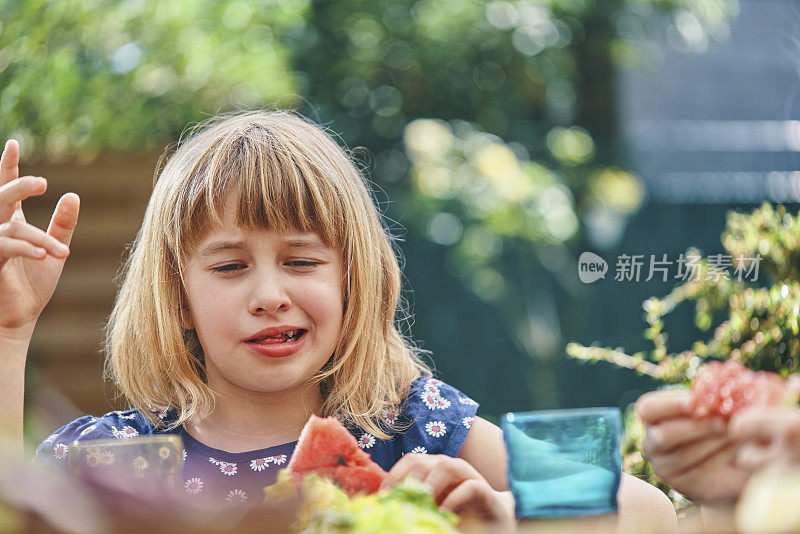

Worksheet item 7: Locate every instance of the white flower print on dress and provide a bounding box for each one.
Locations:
[112,426,139,439]
[458,396,478,406]
[184,477,203,495]
[462,416,474,429]
[43,433,58,445]
[420,392,441,410]
[250,458,271,472]
[425,421,447,438]
[158,447,171,460]
[218,461,238,476]
[422,381,440,396]
[381,407,400,425]
[79,425,97,437]
[427,379,443,386]
[53,443,68,460]
[358,434,376,449]
[226,489,247,505]
[114,411,137,420]
[410,446,428,454]
[272,454,287,465]
[182,449,187,462]
[208,457,221,465]
[434,397,451,410]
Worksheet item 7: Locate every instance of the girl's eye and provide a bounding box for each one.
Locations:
[212,263,246,274]
[287,260,319,268]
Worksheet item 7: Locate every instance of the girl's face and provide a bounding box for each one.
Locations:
[181,200,344,399]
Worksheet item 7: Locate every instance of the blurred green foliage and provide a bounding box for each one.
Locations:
[0,0,737,407]
[0,0,305,161]
[568,203,800,500]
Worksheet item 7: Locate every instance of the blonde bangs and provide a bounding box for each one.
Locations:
[105,109,431,439]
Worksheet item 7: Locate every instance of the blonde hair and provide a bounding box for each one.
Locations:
[104,109,431,439]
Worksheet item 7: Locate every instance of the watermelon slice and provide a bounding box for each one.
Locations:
[288,415,387,496]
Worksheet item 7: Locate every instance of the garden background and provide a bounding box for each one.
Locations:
[2,0,799,458]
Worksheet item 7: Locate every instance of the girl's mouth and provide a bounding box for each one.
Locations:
[247,329,307,344]
[245,329,308,359]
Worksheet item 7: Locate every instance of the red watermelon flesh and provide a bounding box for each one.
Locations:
[288,415,387,495]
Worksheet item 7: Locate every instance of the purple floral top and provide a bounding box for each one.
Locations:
[34,377,479,506]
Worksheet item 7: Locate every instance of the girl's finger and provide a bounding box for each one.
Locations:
[440,479,511,524]
[642,416,726,454]
[0,220,70,258]
[646,435,730,478]
[46,193,80,246]
[422,458,479,504]
[0,176,46,222]
[636,390,692,423]
[381,454,434,490]
[0,236,48,261]
[0,140,20,186]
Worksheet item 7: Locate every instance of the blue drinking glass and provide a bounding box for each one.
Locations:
[501,407,623,518]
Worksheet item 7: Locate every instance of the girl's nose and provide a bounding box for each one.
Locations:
[248,275,291,315]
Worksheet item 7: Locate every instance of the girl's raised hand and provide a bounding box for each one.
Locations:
[380,453,515,527]
[0,139,80,336]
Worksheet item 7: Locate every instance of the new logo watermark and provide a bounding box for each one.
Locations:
[577,252,762,284]
[578,252,608,283]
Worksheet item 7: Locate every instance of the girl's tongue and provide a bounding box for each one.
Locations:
[259,335,288,345]
[249,330,306,344]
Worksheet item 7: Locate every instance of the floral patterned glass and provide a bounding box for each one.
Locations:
[67,435,183,501]
[501,407,623,518]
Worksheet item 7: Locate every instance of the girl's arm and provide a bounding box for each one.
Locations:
[0,139,80,454]
[0,326,34,454]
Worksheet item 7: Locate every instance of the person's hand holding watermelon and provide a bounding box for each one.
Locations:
[637,361,800,503]
[637,389,748,502]
[380,453,515,526]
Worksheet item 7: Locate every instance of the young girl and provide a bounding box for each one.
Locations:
[0,110,672,526]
